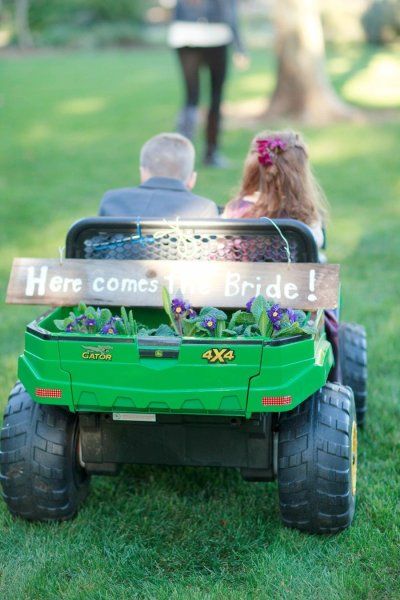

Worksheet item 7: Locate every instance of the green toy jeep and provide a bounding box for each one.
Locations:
[1,218,367,534]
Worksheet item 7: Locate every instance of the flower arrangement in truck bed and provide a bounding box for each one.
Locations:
[54,289,316,339]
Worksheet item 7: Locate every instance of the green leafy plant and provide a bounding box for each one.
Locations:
[54,291,316,340]
[54,303,136,336]
[162,287,180,335]
[182,306,229,338]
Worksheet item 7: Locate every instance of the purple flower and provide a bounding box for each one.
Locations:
[100,322,117,335]
[171,298,187,317]
[286,309,297,324]
[66,323,74,332]
[246,296,256,312]
[201,315,217,331]
[84,317,97,328]
[187,307,197,319]
[267,304,283,325]
[267,304,284,329]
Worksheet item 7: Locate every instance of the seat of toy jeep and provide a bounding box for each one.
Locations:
[66,217,319,263]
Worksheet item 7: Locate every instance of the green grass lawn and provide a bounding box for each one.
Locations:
[1,44,400,599]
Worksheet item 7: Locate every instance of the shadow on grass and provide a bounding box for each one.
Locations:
[330,45,376,96]
[329,44,400,119]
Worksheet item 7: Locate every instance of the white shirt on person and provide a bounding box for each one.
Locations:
[168,21,233,48]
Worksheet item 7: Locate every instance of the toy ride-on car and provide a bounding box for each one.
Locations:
[1,218,367,533]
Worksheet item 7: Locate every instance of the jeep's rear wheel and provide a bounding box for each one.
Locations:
[0,382,90,521]
[339,322,368,427]
[277,383,357,534]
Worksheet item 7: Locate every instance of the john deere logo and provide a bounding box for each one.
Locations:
[82,345,113,361]
[202,348,236,364]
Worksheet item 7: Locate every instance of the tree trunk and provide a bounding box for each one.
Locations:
[266,0,353,124]
[15,0,33,48]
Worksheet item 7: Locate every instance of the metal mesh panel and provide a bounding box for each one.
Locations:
[66,219,318,263]
[82,231,300,262]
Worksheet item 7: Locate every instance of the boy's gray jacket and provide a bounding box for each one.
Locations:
[173,0,243,52]
[99,177,219,219]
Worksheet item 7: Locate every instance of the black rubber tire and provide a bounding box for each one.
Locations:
[278,382,357,534]
[0,382,90,521]
[339,322,367,427]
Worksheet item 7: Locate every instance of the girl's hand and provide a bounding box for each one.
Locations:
[233,52,250,70]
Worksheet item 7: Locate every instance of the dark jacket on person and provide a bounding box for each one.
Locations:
[99,177,219,219]
[173,0,243,52]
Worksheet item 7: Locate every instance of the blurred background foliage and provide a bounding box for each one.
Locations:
[362,0,400,44]
[1,0,154,47]
[1,0,400,50]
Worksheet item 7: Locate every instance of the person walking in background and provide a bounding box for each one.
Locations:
[168,0,248,168]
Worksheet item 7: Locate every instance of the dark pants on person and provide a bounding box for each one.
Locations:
[177,45,228,156]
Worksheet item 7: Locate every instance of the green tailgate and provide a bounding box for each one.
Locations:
[58,339,264,415]
[18,307,333,418]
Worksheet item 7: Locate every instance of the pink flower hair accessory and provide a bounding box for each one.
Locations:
[256,137,287,167]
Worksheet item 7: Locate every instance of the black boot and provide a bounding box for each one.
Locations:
[203,146,230,168]
[203,109,229,167]
[176,106,198,141]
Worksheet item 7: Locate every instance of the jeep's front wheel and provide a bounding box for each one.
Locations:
[0,382,90,521]
[277,383,357,534]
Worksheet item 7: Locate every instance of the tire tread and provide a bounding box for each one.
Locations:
[0,382,90,521]
[339,322,367,426]
[278,382,357,534]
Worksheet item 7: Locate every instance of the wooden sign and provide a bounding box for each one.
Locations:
[6,258,340,309]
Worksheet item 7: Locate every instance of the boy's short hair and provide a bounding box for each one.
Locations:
[140,133,195,182]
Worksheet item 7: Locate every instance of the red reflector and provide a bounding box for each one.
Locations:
[36,388,62,398]
[262,395,292,406]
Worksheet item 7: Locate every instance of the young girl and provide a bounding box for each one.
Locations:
[222,130,328,248]
[223,130,341,380]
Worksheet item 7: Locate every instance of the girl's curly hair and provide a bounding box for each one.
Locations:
[233,130,329,225]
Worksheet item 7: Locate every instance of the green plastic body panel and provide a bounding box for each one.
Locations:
[18,307,333,418]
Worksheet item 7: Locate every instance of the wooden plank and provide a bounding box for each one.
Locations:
[6,258,340,309]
